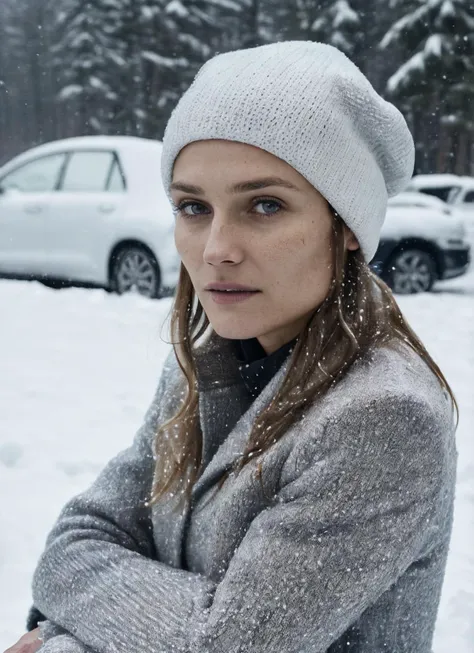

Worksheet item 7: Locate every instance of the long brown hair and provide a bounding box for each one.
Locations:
[151,213,457,507]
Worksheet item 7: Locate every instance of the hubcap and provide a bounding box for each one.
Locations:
[115,250,158,297]
[391,251,433,294]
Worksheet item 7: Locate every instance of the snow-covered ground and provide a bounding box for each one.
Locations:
[0,268,473,653]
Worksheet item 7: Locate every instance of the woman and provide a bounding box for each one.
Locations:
[9,41,457,653]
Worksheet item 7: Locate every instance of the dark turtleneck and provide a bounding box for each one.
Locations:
[234,337,296,400]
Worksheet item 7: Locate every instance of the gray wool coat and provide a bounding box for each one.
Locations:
[32,332,457,653]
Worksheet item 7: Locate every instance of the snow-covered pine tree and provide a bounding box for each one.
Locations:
[0,0,62,160]
[444,60,474,174]
[237,0,263,48]
[0,0,18,162]
[349,0,402,87]
[131,0,250,139]
[101,0,149,136]
[306,0,361,58]
[52,0,119,135]
[256,0,298,42]
[137,0,207,139]
[381,0,474,173]
[256,1,362,65]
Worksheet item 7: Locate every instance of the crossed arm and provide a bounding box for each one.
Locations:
[26,390,444,653]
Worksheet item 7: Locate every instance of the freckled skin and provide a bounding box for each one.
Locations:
[172,140,359,354]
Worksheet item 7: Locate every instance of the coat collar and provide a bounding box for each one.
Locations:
[193,330,295,392]
[154,333,294,569]
[193,330,242,390]
[236,337,296,399]
[190,331,292,503]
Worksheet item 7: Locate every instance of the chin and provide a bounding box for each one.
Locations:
[208,317,262,341]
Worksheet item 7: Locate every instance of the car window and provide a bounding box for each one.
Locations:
[462,190,474,203]
[61,151,117,192]
[419,186,454,202]
[107,159,126,191]
[0,153,66,193]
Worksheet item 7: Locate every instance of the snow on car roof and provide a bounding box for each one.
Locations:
[0,136,169,208]
[408,174,474,188]
[388,192,451,211]
[20,135,163,155]
[0,136,163,180]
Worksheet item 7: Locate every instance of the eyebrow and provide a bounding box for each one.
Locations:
[169,177,300,195]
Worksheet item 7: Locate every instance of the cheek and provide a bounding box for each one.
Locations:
[268,236,333,311]
[308,236,334,279]
[270,227,333,284]
[174,223,199,263]
[174,227,185,257]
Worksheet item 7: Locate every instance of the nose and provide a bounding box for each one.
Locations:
[203,217,244,267]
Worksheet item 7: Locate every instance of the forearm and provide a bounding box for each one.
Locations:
[30,352,200,653]
[31,389,446,653]
[39,634,93,653]
[38,622,93,653]
[33,539,216,653]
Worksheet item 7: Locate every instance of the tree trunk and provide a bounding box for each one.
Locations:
[454,131,468,175]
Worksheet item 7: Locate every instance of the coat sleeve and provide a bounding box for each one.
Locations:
[33,392,450,653]
[26,372,165,631]
[38,634,92,653]
[31,350,217,652]
[37,622,93,653]
[38,637,91,653]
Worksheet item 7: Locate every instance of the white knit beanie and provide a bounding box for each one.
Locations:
[161,41,415,262]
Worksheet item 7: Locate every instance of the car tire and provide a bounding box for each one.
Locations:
[110,245,161,299]
[385,248,437,294]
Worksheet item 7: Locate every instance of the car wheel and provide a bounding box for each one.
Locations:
[385,248,437,294]
[111,246,161,299]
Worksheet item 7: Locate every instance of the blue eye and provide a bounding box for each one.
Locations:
[253,200,283,215]
[175,201,209,217]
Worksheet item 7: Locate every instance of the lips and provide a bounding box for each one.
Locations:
[204,282,261,305]
[207,289,259,305]
[209,289,258,293]
[204,282,260,292]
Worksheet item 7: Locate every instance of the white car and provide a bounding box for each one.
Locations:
[405,174,469,203]
[370,205,470,294]
[406,173,474,217]
[406,173,474,243]
[388,191,454,215]
[0,136,180,298]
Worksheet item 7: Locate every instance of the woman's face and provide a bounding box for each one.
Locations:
[172,140,358,354]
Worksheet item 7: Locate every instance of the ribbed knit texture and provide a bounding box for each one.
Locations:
[160,41,415,262]
[32,335,456,653]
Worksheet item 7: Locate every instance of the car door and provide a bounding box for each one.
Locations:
[0,152,66,275]
[44,149,127,284]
